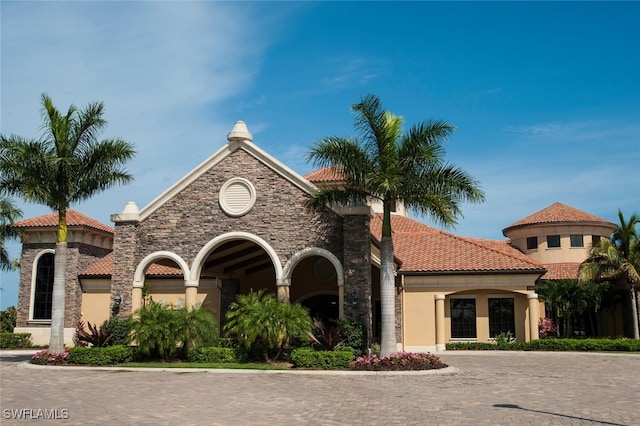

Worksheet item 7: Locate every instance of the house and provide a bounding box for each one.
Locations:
[11,122,617,349]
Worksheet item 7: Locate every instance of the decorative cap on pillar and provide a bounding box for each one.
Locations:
[110,201,140,223]
[227,121,253,143]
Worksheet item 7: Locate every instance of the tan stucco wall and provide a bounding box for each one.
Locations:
[506,223,615,264]
[81,292,111,327]
[401,273,541,351]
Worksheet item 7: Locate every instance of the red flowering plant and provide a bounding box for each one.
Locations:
[538,317,557,338]
[31,348,70,365]
[350,352,447,371]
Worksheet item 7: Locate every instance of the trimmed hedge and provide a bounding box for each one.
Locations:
[0,332,32,349]
[446,338,640,352]
[187,346,238,363]
[290,347,355,369]
[67,345,135,365]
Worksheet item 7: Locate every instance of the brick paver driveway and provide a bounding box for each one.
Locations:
[1,351,638,425]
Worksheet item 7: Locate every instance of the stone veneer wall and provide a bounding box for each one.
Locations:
[111,149,345,316]
[110,222,138,318]
[16,242,111,328]
[342,214,373,348]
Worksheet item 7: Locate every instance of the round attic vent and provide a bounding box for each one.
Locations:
[219,177,256,217]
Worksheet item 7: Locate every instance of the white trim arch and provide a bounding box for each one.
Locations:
[282,247,344,287]
[133,251,190,288]
[283,247,345,318]
[190,232,283,283]
[29,249,56,321]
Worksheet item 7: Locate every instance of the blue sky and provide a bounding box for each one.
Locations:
[1,1,638,309]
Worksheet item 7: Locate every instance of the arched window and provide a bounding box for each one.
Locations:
[33,252,55,320]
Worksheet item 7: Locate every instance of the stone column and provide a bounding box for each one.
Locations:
[528,293,540,341]
[340,206,374,349]
[185,280,198,309]
[110,202,140,318]
[435,294,446,351]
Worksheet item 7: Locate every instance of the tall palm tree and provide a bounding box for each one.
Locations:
[579,210,639,338]
[0,93,135,351]
[0,196,22,271]
[307,94,485,356]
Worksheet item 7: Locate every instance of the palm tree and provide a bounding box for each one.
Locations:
[0,93,135,351]
[307,94,485,356]
[579,210,639,338]
[0,196,22,272]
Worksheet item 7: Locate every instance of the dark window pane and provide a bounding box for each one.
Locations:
[547,235,561,248]
[33,253,54,320]
[489,298,515,338]
[570,234,584,248]
[450,299,476,338]
[526,237,538,250]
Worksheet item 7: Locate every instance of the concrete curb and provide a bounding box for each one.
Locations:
[17,360,458,376]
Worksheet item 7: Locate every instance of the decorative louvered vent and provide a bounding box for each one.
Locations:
[219,177,256,217]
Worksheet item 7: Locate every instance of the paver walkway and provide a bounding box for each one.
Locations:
[1,351,638,425]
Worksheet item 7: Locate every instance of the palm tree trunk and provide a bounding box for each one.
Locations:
[630,286,639,339]
[49,241,67,352]
[379,206,396,357]
[49,210,68,352]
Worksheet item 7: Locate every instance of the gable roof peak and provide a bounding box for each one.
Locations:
[227,121,253,143]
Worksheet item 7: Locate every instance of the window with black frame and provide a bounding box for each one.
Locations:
[450,298,476,339]
[488,297,515,337]
[33,253,55,320]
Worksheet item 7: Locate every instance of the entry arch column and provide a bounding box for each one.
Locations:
[527,293,540,341]
[435,294,446,351]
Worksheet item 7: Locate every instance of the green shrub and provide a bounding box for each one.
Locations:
[105,317,133,346]
[446,338,640,352]
[336,316,365,355]
[68,345,135,365]
[0,332,32,348]
[224,290,312,362]
[132,299,218,361]
[0,306,17,332]
[290,347,355,369]
[187,346,238,363]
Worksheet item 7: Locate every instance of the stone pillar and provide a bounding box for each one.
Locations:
[340,206,374,349]
[110,203,140,318]
[338,285,344,319]
[528,293,540,341]
[185,280,198,309]
[435,294,446,351]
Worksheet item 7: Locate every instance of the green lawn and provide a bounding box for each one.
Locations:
[120,362,291,370]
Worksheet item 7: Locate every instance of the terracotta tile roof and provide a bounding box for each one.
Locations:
[80,252,184,277]
[304,166,345,183]
[503,202,614,233]
[539,263,580,280]
[12,209,113,234]
[370,214,545,273]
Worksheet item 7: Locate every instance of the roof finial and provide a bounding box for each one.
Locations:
[227,121,253,143]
